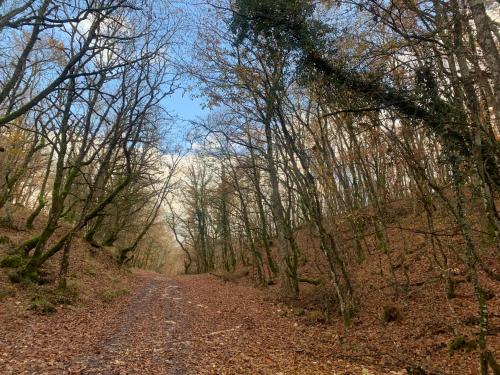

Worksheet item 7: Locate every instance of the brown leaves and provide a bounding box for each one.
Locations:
[1,264,498,374]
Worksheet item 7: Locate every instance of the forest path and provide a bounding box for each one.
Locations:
[70,272,380,374]
[69,272,187,374]
[1,271,382,375]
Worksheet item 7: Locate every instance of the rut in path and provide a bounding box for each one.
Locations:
[69,277,188,375]
[1,272,385,374]
[66,273,384,375]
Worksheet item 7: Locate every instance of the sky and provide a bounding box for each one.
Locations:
[160,1,211,148]
[162,88,208,150]
[164,88,208,123]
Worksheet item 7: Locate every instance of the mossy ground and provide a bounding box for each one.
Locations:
[0,254,24,268]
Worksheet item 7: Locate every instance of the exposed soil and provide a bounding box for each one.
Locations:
[1,271,384,374]
[69,273,187,374]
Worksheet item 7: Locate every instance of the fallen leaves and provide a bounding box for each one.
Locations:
[1,265,498,374]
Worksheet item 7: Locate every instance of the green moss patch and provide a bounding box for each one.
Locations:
[0,254,24,268]
[52,281,79,305]
[0,235,13,245]
[448,335,477,354]
[29,296,56,315]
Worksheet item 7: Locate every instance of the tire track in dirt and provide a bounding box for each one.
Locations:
[166,274,384,375]
[69,275,188,375]
[2,271,384,374]
[73,272,380,375]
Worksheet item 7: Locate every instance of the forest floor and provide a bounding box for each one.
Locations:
[2,266,498,375]
[1,270,386,375]
[0,205,498,374]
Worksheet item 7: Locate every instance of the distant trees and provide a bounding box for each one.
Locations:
[169,0,499,372]
[0,1,181,281]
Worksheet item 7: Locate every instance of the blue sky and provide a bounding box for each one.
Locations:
[162,87,208,150]
[164,88,207,122]
[160,1,210,147]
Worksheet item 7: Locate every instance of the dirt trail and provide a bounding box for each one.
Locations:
[69,275,187,374]
[162,275,380,375]
[1,272,380,375]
